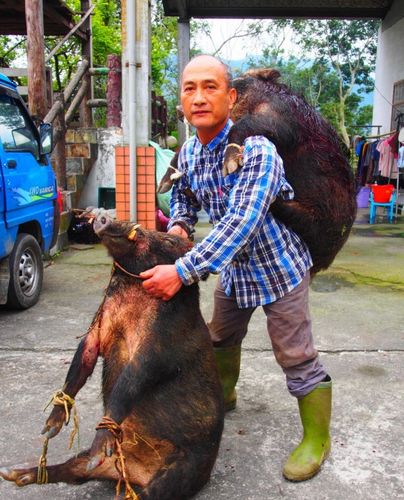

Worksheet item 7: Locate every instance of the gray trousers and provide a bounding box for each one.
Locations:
[208,273,327,398]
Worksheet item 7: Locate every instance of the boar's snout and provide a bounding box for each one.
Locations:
[93,214,113,236]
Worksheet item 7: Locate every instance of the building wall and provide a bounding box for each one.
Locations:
[77,131,156,229]
[372,0,404,134]
[78,128,123,209]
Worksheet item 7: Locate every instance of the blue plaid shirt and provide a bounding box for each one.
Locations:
[168,119,312,308]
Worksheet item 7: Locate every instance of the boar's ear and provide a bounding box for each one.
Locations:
[127,224,141,241]
[246,68,281,83]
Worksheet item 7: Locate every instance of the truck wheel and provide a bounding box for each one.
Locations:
[7,234,43,310]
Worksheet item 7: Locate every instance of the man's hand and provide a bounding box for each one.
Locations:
[140,264,183,301]
[168,225,188,239]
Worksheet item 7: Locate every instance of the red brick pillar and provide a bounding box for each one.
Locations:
[115,145,156,230]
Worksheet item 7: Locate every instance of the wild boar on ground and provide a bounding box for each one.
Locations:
[158,69,357,275]
[0,216,224,500]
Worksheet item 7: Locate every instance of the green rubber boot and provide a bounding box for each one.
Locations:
[213,345,241,412]
[283,378,332,481]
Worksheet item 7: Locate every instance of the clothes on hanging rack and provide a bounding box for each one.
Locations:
[355,132,400,187]
[398,145,404,169]
[376,132,398,179]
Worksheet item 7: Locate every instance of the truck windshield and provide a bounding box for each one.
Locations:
[0,94,39,158]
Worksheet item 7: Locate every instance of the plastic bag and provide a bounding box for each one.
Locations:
[149,140,175,217]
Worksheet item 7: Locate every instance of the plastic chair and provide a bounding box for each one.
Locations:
[369,188,396,224]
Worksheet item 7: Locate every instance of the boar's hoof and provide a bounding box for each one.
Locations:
[223,143,244,177]
[0,467,36,486]
[156,180,172,194]
[0,466,12,479]
[41,425,59,439]
[169,166,183,181]
[156,166,183,194]
[86,455,105,472]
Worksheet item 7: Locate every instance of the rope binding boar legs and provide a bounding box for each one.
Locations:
[96,416,139,500]
[37,391,79,484]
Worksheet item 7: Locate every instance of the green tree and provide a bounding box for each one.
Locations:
[289,19,379,147]
[151,0,177,95]
[0,36,26,68]
[247,52,374,140]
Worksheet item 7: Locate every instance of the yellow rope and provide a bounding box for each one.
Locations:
[96,416,139,500]
[37,437,49,484]
[38,391,81,484]
[44,390,80,451]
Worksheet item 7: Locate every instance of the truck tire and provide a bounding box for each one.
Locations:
[7,234,43,309]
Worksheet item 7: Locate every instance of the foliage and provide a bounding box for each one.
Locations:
[151,0,177,95]
[288,19,380,146]
[0,4,378,140]
[58,0,121,125]
[150,0,179,132]
[91,0,121,65]
[247,52,376,140]
[0,36,26,68]
[236,19,379,145]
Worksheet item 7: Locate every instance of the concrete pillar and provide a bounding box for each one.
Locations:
[80,0,93,127]
[136,0,151,145]
[178,18,190,146]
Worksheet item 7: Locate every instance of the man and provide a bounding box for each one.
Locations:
[140,54,331,482]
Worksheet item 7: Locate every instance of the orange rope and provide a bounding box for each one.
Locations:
[96,416,139,500]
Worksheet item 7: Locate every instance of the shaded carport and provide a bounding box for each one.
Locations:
[162,0,393,144]
[0,0,90,121]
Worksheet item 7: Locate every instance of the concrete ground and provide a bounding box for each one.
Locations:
[0,207,403,499]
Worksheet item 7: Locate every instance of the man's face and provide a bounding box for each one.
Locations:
[181,57,237,144]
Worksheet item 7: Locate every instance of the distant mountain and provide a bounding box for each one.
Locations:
[223,57,374,108]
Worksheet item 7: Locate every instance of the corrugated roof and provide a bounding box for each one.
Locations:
[162,0,394,19]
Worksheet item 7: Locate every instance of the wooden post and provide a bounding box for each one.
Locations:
[106,54,122,127]
[80,0,93,127]
[52,97,67,190]
[25,0,47,121]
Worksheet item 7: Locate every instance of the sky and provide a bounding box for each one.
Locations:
[193,18,300,62]
[192,18,374,107]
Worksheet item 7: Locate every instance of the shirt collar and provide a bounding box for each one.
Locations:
[193,119,233,154]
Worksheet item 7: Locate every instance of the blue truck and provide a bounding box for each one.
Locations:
[0,72,59,309]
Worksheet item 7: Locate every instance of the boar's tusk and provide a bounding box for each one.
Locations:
[127,224,141,241]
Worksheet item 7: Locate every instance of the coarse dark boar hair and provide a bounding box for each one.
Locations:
[224,68,357,274]
[0,216,224,500]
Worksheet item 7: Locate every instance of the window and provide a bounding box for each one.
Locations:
[0,94,39,158]
[391,79,404,131]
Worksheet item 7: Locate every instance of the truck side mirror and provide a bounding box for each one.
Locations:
[39,123,53,155]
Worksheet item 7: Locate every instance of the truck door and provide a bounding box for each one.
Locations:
[0,141,12,256]
[0,93,55,242]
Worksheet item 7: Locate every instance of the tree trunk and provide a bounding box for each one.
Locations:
[337,101,350,148]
